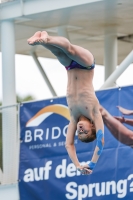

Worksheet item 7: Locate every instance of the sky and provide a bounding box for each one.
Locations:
[0,52,133,102]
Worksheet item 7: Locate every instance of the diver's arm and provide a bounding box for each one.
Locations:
[65,118,92,175]
[88,111,104,170]
[65,118,80,168]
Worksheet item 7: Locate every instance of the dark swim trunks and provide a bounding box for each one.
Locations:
[65,60,95,71]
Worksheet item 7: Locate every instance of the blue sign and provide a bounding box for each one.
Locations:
[19,86,133,200]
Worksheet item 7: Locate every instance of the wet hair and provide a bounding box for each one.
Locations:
[78,128,96,143]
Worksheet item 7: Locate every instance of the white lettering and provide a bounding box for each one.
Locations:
[128,174,133,192]
[46,128,49,140]
[95,182,105,196]
[23,158,133,200]
[65,177,132,200]
[88,183,95,197]
[106,181,116,195]
[25,130,32,142]
[55,159,66,178]
[23,169,34,182]
[52,127,61,139]
[66,182,77,199]
[34,129,43,141]
[34,167,44,181]
[67,163,76,177]
[117,179,127,198]
[128,174,133,181]
[78,184,88,200]
[44,161,52,180]
[63,125,68,137]
[57,167,133,199]
[23,161,52,182]
[129,181,133,192]
[24,125,73,142]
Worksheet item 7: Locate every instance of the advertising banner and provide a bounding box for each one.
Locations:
[19,85,133,200]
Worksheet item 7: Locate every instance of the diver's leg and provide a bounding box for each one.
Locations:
[27,31,72,66]
[39,31,94,67]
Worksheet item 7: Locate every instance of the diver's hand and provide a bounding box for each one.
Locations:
[77,165,92,175]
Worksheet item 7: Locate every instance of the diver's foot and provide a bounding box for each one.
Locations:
[27,31,41,46]
[39,31,49,44]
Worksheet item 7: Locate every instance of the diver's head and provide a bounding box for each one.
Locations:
[77,116,96,143]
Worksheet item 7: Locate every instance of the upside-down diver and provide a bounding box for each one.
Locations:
[27,31,104,175]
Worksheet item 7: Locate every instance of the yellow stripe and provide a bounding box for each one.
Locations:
[26,104,70,126]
